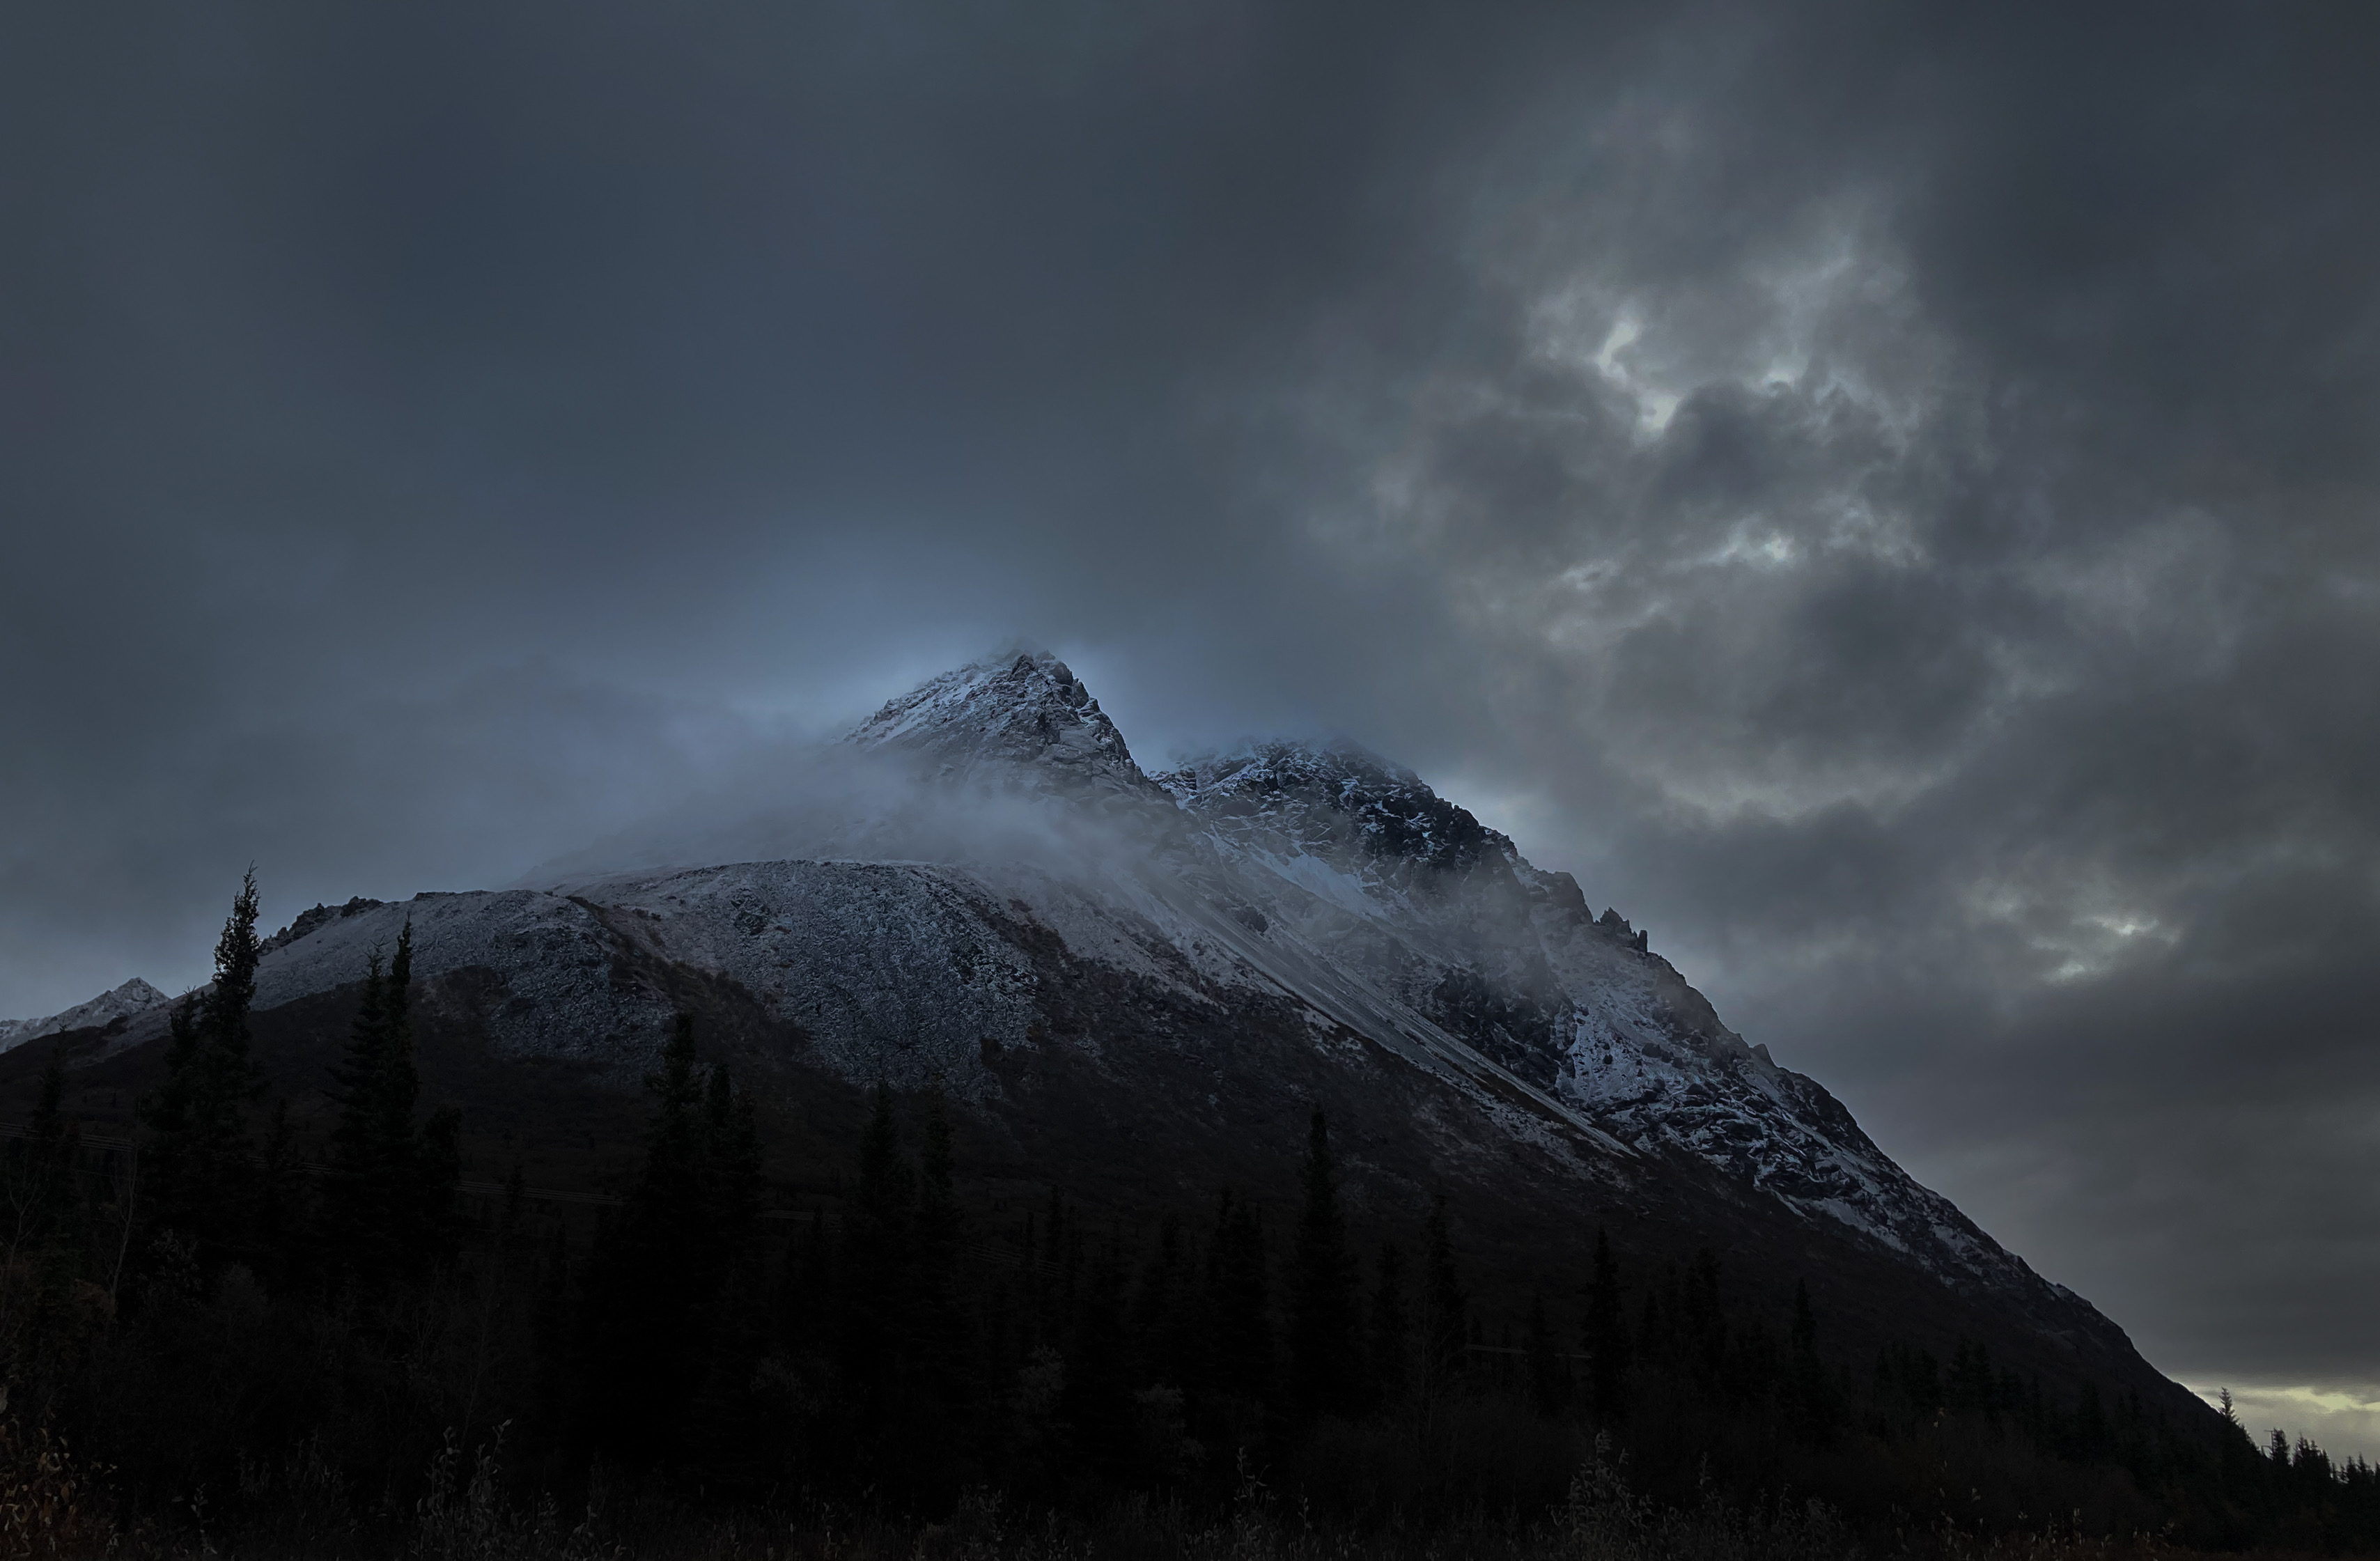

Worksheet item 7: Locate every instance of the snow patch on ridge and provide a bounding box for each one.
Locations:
[0,977,174,1053]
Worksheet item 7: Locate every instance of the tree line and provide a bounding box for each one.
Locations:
[1,873,2377,1553]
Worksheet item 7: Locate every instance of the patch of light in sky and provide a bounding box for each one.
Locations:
[1689,524,1803,573]
[1585,307,1683,438]
[2192,1383,2380,1464]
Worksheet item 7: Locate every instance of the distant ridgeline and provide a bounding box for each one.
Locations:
[5,654,2374,1551]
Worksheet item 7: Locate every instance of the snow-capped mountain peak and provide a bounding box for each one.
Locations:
[843,648,1153,803]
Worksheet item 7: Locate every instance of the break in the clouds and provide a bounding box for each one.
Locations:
[4,0,2377,1451]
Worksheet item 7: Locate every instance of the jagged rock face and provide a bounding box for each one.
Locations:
[0,977,173,1053]
[1156,740,1505,876]
[1154,738,1576,1066]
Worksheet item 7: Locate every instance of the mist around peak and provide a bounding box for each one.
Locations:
[520,740,1172,895]
[521,653,1187,892]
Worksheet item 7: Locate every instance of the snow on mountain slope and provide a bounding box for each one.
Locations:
[1149,737,2043,1299]
[0,977,173,1053]
[128,648,2048,1312]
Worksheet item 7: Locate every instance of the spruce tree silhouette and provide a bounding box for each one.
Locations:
[1418,1195,1467,1404]
[320,952,379,1236]
[382,925,460,1266]
[254,1099,304,1286]
[322,947,396,1273]
[1206,1188,1273,1448]
[586,1011,749,1463]
[17,1043,80,1248]
[837,1081,915,1468]
[321,925,458,1282]
[683,1052,770,1489]
[910,1089,974,1466]
[139,870,266,1266]
[1133,1208,1208,1431]
[1786,1278,1840,1444]
[1679,1249,1726,1394]
[1368,1240,1410,1412]
[1288,1108,1360,1422]
[1584,1227,1628,1420]
[1064,1229,1135,1482]
[1526,1290,1569,1418]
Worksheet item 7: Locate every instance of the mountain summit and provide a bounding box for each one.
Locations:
[844,648,1155,805]
[31,650,2199,1425]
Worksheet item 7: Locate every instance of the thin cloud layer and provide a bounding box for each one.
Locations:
[3,0,2376,1450]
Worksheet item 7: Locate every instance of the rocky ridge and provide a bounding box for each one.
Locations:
[1146,736,2043,1300]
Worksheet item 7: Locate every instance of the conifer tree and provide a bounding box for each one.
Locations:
[781,1207,834,1367]
[320,948,391,1275]
[837,1082,914,1446]
[910,1092,972,1425]
[586,1012,720,1460]
[1133,1210,1202,1400]
[1784,1278,1840,1443]
[321,924,455,1278]
[2074,1380,2110,1463]
[413,1101,462,1266]
[1206,1189,1273,1431]
[1584,1227,1628,1419]
[141,996,200,1144]
[1064,1230,1135,1480]
[254,1100,305,1285]
[27,1041,65,1149]
[1287,1109,1360,1421]
[683,1057,772,1491]
[376,924,430,1257]
[390,929,464,1270]
[1369,1240,1410,1411]
[1526,1289,1570,1418]
[1638,1269,1674,1367]
[1418,1195,1467,1401]
[6,1042,102,1392]
[700,1059,761,1248]
[15,1043,80,1248]
[1681,1248,1727,1390]
[139,870,266,1263]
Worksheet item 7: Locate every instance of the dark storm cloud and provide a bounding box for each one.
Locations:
[5,0,2377,1445]
[1252,0,2380,1434]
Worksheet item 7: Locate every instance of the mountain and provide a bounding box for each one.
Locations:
[0,976,173,1053]
[14,648,2203,1422]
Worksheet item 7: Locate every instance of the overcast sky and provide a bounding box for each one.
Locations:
[6,0,2378,1453]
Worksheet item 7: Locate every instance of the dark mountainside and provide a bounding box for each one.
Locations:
[3,651,2373,1555]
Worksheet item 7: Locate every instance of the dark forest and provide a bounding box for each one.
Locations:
[3,878,2374,1560]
